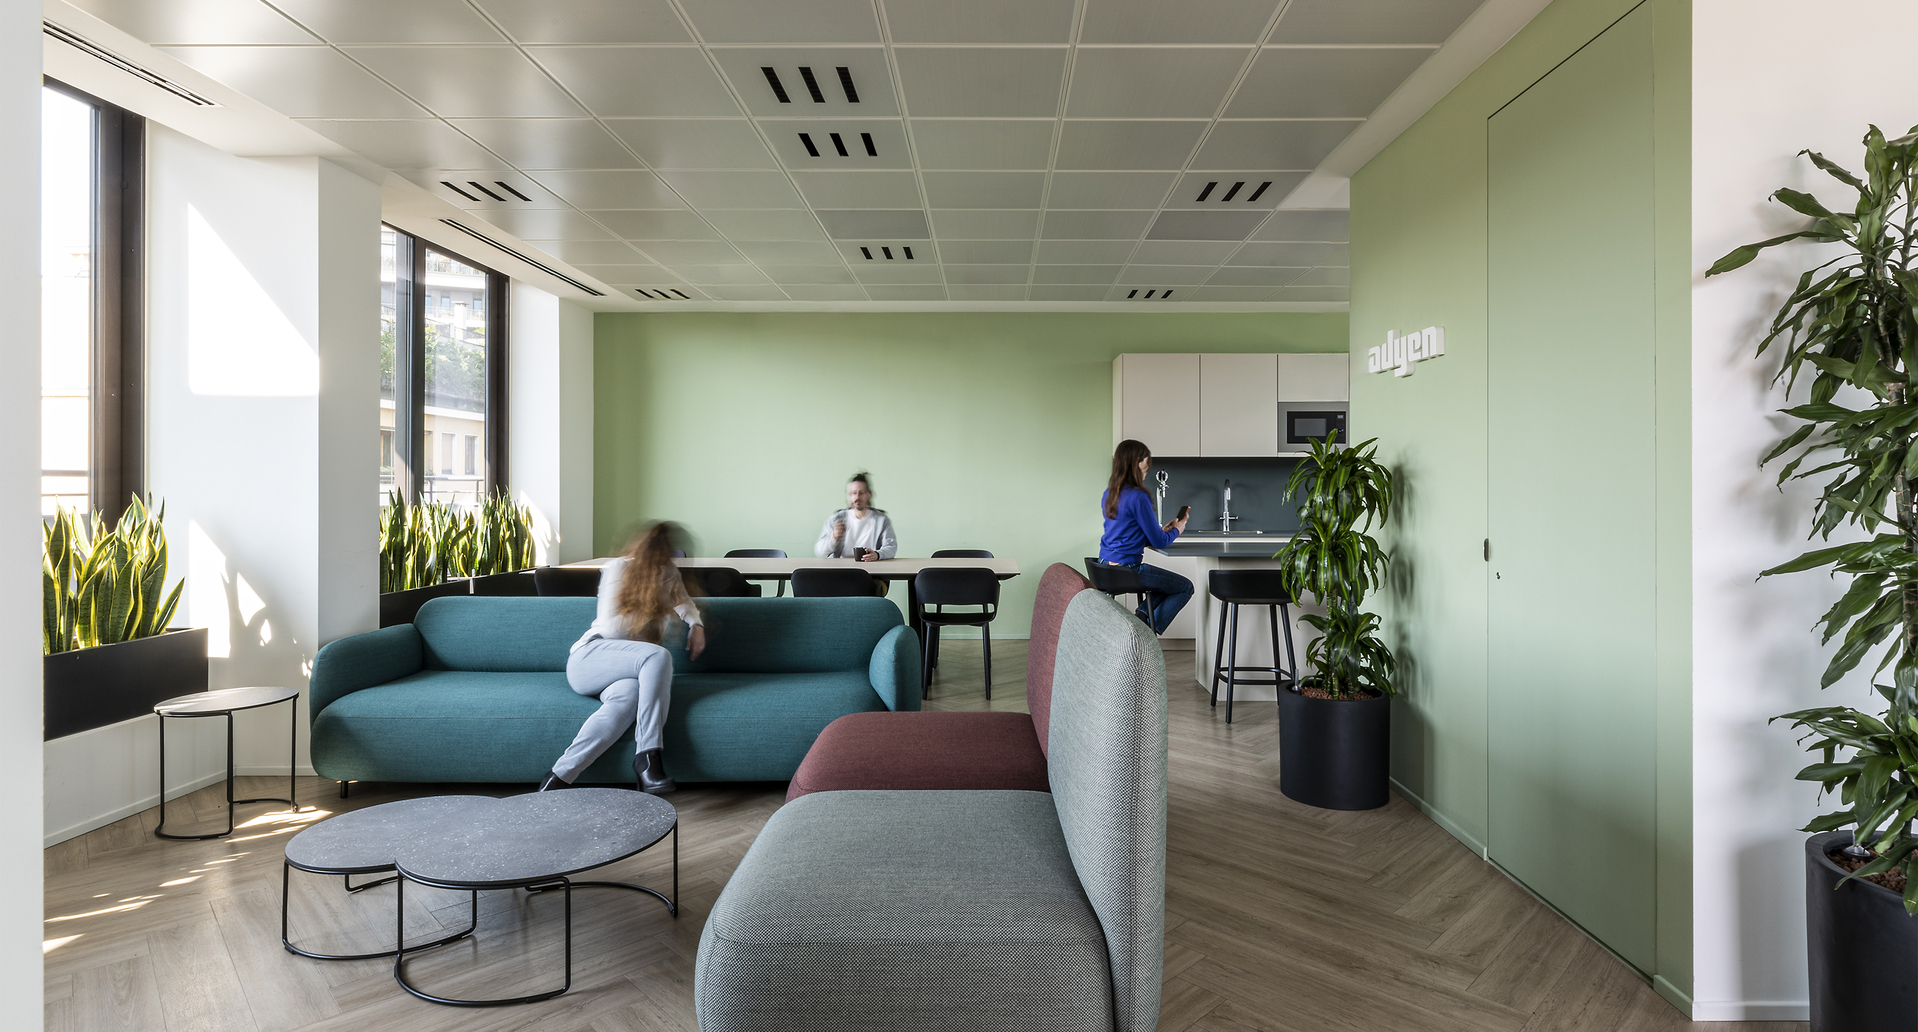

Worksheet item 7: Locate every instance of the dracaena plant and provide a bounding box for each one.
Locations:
[1275,431,1397,698]
[1706,125,1918,909]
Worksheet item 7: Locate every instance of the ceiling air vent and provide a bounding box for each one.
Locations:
[632,288,690,300]
[1126,289,1175,300]
[763,65,860,104]
[1194,180,1272,203]
[798,131,877,158]
[436,220,605,297]
[43,21,218,106]
[858,246,915,260]
[441,180,534,203]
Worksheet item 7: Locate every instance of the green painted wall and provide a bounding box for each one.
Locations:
[593,312,1348,637]
[1348,0,1692,1007]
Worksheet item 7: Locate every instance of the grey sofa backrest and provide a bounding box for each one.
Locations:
[1047,590,1169,1032]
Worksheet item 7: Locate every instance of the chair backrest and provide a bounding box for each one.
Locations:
[666,597,902,673]
[683,566,761,598]
[415,596,596,671]
[1047,589,1167,1032]
[533,566,601,597]
[790,567,877,598]
[1027,563,1093,755]
[1207,568,1294,605]
[930,549,994,558]
[1083,558,1145,595]
[913,567,999,609]
[725,548,787,558]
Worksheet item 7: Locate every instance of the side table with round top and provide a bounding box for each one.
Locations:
[154,685,301,840]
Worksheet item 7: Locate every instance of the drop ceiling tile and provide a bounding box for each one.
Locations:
[851,259,941,282]
[944,264,1029,284]
[732,241,842,264]
[448,119,640,169]
[1166,171,1308,209]
[162,47,424,118]
[763,265,856,284]
[1291,266,1349,286]
[1207,266,1305,286]
[894,48,1068,118]
[1132,241,1238,264]
[592,210,722,240]
[865,285,949,300]
[1271,0,1484,45]
[1228,241,1332,266]
[605,119,776,168]
[937,240,1033,264]
[815,209,931,239]
[674,264,774,285]
[786,285,873,300]
[1035,240,1135,263]
[677,0,881,43]
[1029,285,1110,301]
[1187,285,1277,301]
[657,170,806,208]
[1193,121,1359,170]
[475,0,693,43]
[921,172,1046,209]
[531,47,742,117]
[527,170,685,209]
[1118,265,1213,285]
[1080,0,1282,44]
[401,170,567,208]
[883,0,1075,43]
[930,209,1040,239]
[698,286,792,300]
[1042,210,1153,239]
[1044,172,1175,209]
[1033,265,1121,284]
[347,47,584,117]
[272,0,503,42]
[713,49,899,117]
[1319,244,1349,266]
[1146,210,1266,240]
[1252,209,1349,241]
[571,264,681,284]
[468,208,617,240]
[1066,48,1249,119]
[789,171,923,208]
[634,240,751,264]
[297,119,496,168]
[1271,285,1348,302]
[761,119,913,169]
[522,239,653,264]
[72,0,316,44]
[1055,121,1207,170]
[947,285,1027,301]
[1228,48,1432,118]
[702,209,829,240]
[909,121,1055,170]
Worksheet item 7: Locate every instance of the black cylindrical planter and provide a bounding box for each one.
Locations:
[1807,830,1918,1030]
[1277,686,1390,810]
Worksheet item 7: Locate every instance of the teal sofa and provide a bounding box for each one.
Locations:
[309,595,920,785]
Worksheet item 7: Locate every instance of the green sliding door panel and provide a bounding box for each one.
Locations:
[1486,5,1657,973]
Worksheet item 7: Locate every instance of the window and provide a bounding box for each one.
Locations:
[379,225,508,509]
[41,79,143,521]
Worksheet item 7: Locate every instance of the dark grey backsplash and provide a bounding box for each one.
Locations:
[1146,457,1304,534]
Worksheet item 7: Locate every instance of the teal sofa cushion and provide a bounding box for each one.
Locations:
[415,597,594,671]
[666,672,886,782]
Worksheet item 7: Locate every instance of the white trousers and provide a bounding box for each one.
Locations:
[552,637,672,782]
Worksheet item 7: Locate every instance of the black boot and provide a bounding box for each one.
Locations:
[538,770,568,792]
[636,749,677,795]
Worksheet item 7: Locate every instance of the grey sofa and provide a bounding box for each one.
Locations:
[694,589,1169,1032]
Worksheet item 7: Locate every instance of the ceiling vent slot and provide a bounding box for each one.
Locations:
[1245,181,1272,203]
[859,245,915,260]
[632,288,691,301]
[1220,182,1244,202]
[837,67,860,103]
[467,181,507,202]
[1126,289,1174,299]
[1195,182,1216,202]
[494,181,532,201]
[436,219,604,296]
[860,247,872,259]
[860,133,877,157]
[43,21,219,106]
[1195,179,1273,203]
[881,246,893,259]
[799,66,826,103]
[902,246,914,260]
[672,289,689,299]
[762,67,791,103]
[442,181,482,202]
[799,132,821,157]
[829,132,849,157]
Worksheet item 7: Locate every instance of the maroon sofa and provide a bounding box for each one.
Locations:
[785,562,1093,800]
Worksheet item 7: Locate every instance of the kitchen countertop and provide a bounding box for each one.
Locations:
[1152,535,1293,558]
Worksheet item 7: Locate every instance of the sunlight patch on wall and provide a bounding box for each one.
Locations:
[188,520,230,659]
[186,205,316,396]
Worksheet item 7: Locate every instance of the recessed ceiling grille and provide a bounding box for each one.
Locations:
[442,180,534,203]
[763,65,861,104]
[43,21,219,106]
[858,246,915,260]
[436,220,605,296]
[799,66,825,103]
[1194,180,1273,203]
[837,67,860,103]
[1126,289,1175,300]
[798,130,878,159]
[632,288,690,300]
[761,67,791,103]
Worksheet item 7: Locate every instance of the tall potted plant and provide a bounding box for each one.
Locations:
[1273,431,1397,810]
[43,496,205,740]
[1708,124,1918,1031]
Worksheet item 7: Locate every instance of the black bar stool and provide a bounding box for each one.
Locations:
[1083,559,1155,625]
[1207,569,1298,724]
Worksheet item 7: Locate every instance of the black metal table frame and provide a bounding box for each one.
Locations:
[155,692,299,840]
[391,821,678,1007]
[281,859,479,962]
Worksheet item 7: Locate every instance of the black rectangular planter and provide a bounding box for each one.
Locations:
[379,580,473,627]
[471,570,539,597]
[44,628,209,741]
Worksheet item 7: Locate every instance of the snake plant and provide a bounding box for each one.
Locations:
[43,496,185,655]
[1274,431,1398,698]
[379,492,535,592]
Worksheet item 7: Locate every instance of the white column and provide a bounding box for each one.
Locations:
[510,283,594,564]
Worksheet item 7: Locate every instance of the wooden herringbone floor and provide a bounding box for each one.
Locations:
[45,642,1802,1031]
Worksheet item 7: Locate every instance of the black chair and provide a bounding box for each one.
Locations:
[726,549,788,594]
[931,549,994,559]
[533,567,601,597]
[790,567,879,598]
[1083,559,1155,625]
[914,568,1000,699]
[682,566,761,598]
[1207,569,1299,724]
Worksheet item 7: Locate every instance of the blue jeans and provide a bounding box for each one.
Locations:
[1110,562,1193,635]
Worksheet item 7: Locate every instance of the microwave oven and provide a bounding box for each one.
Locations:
[1279,403,1348,448]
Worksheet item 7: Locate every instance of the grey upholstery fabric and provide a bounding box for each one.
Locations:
[696,790,1113,1032]
[1047,591,1169,1032]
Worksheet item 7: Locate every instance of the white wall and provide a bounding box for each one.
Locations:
[510,283,594,563]
[1690,0,1918,1019]
[4,0,45,1016]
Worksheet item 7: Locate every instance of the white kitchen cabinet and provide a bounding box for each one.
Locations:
[1275,353,1350,401]
[1113,353,1199,454]
[1198,352,1279,456]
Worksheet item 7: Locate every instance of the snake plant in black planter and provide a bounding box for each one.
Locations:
[1709,125,1918,1030]
[1272,431,1397,810]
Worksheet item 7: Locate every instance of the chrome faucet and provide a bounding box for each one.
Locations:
[1219,480,1240,534]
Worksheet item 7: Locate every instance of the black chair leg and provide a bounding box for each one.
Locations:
[1225,603,1241,724]
[1210,596,1227,707]
[921,626,936,698]
[1281,603,1297,686]
[1268,603,1283,686]
[982,623,992,699]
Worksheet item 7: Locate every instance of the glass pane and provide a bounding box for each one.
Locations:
[42,87,93,518]
[421,247,487,510]
[379,225,397,506]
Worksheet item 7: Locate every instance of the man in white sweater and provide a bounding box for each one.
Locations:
[815,472,899,560]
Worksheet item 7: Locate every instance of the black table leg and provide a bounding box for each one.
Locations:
[233,697,297,810]
[395,874,575,1007]
[282,860,476,962]
[155,712,234,841]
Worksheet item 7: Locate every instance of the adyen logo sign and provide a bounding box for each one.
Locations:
[1367,326,1445,377]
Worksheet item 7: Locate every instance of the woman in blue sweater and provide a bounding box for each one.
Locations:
[1097,439,1192,633]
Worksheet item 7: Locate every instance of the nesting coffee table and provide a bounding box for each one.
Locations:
[282,789,678,1007]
